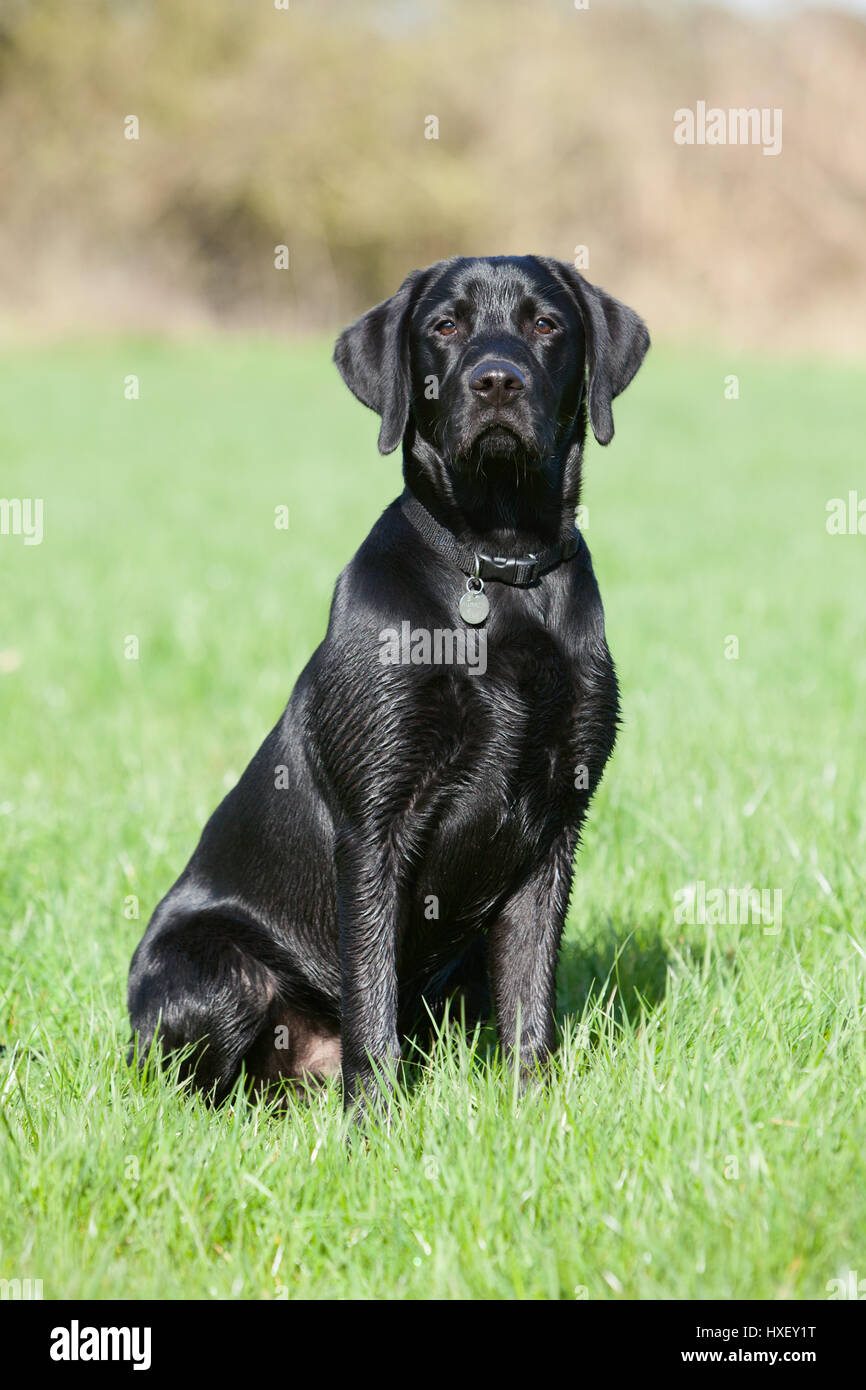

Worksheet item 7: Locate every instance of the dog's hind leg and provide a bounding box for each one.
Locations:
[243,1005,342,1096]
[401,937,492,1056]
[128,911,340,1102]
[127,915,279,1101]
[440,937,491,1030]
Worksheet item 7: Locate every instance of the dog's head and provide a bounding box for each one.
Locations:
[334,255,649,480]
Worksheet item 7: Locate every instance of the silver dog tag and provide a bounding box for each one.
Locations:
[459,583,489,625]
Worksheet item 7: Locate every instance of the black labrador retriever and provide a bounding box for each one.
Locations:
[128,255,649,1114]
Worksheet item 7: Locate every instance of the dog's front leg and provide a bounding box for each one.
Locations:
[336,828,402,1123]
[488,828,579,1081]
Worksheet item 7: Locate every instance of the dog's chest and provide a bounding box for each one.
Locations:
[391,633,589,950]
[411,626,590,894]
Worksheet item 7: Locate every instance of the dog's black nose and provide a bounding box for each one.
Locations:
[468,360,526,407]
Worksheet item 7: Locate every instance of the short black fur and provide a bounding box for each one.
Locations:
[128,255,650,1114]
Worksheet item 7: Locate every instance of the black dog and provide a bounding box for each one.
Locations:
[128,255,649,1114]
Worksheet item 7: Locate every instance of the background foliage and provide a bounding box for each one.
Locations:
[0,0,865,347]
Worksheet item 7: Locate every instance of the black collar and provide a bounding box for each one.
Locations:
[400,490,585,587]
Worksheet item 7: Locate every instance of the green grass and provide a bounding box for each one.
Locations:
[1,337,865,1300]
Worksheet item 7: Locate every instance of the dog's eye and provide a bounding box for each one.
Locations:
[534,318,556,335]
[435,319,457,336]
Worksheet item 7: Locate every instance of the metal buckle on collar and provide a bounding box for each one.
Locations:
[477,552,540,586]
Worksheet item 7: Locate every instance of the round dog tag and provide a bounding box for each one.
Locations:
[459,582,489,625]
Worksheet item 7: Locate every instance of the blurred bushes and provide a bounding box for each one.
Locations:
[0,0,864,348]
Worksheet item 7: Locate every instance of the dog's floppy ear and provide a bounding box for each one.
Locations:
[333,269,426,455]
[542,260,650,446]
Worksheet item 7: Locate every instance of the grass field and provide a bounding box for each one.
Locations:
[1,338,865,1300]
